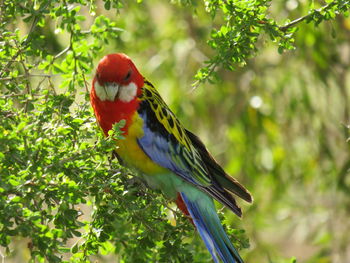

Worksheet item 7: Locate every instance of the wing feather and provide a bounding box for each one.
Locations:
[137,80,249,216]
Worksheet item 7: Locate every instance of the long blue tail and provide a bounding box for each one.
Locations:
[181,192,244,263]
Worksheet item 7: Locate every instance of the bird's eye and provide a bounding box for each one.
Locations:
[124,70,131,81]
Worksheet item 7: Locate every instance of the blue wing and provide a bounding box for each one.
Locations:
[136,81,246,216]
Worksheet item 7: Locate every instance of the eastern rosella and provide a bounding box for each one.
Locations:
[90,53,252,263]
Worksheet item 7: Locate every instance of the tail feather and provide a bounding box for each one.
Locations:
[185,129,253,204]
[180,192,244,263]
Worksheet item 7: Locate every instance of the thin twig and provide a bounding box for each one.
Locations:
[190,62,218,92]
[0,74,59,81]
[44,154,83,170]
[54,45,71,59]
[82,72,90,94]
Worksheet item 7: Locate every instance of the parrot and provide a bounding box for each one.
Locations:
[90,53,252,263]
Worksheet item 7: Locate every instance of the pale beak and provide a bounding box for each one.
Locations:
[103,82,120,101]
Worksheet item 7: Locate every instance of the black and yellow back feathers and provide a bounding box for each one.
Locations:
[137,80,252,217]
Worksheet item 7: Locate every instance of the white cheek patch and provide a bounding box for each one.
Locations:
[94,81,119,101]
[119,82,137,102]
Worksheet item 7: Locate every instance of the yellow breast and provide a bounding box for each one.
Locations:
[116,112,167,175]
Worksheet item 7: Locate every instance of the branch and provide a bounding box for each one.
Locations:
[279,1,338,32]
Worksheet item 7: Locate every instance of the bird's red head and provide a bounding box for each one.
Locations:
[90,53,144,136]
[93,53,144,103]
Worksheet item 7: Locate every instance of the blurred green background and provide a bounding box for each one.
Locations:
[1,0,350,262]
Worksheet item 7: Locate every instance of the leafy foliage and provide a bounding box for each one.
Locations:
[1,0,349,262]
[194,0,350,84]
